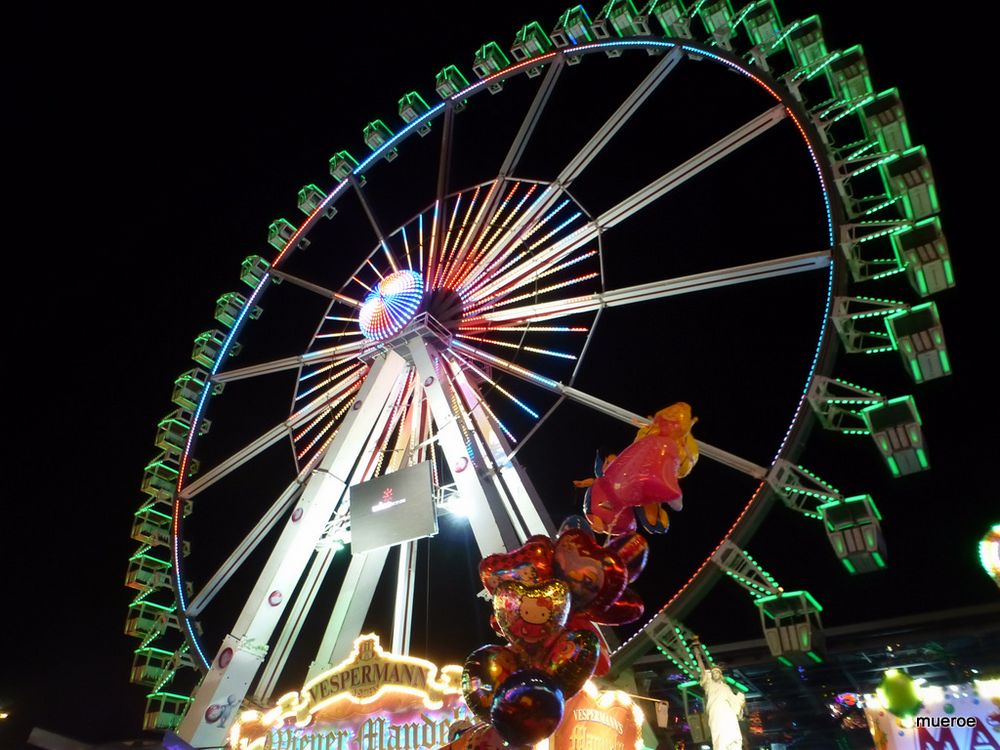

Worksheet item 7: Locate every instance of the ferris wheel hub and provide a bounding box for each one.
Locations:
[358,270,424,340]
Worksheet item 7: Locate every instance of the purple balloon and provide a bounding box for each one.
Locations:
[491,669,565,746]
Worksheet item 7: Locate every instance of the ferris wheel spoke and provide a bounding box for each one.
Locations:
[464,202,591,305]
[456,60,566,280]
[598,103,787,230]
[351,175,401,273]
[467,103,789,305]
[458,185,566,298]
[180,368,366,500]
[267,267,363,306]
[505,56,566,178]
[437,186,480,289]
[185,479,304,617]
[443,352,554,539]
[465,250,832,326]
[558,47,683,188]
[428,104,456,289]
[451,340,767,479]
[212,341,368,384]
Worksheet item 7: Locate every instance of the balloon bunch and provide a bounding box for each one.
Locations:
[575,403,699,535]
[461,526,649,747]
[457,403,698,749]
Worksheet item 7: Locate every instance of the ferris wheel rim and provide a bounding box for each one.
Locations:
[164,35,845,686]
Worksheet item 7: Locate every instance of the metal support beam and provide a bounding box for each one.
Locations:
[267,267,362,305]
[444,354,555,540]
[601,104,788,230]
[187,480,302,617]
[407,336,521,555]
[558,48,683,186]
[464,49,684,287]
[470,250,831,325]
[460,59,566,275]
[351,175,400,273]
[307,546,392,680]
[501,56,565,178]
[180,368,364,499]
[451,341,767,480]
[212,342,367,384]
[254,545,339,703]
[178,352,407,747]
[470,105,790,303]
[391,541,418,655]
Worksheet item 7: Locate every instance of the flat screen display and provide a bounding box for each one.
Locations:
[349,461,437,554]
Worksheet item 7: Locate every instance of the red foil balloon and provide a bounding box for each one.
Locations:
[535,629,600,696]
[586,434,682,535]
[462,644,521,723]
[491,669,565,746]
[606,533,649,583]
[553,529,627,617]
[493,580,570,654]
[567,615,611,676]
[591,586,644,625]
[488,613,504,638]
[480,536,555,594]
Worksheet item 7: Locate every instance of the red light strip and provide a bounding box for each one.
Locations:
[457,181,521,284]
[465,251,597,314]
[446,180,503,289]
[451,52,559,99]
[432,194,463,289]
[459,183,536,293]
[458,325,588,333]
[441,185,483,290]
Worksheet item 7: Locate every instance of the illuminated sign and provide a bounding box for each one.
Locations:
[543,682,646,750]
[231,634,467,750]
[350,463,437,554]
[864,680,1000,750]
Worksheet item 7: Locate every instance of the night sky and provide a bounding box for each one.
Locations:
[5,2,994,747]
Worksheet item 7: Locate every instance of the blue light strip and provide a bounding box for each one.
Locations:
[452,340,559,390]
[173,278,269,670]
[354,103,446,175]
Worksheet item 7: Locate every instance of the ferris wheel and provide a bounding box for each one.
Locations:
[123,2,954,745]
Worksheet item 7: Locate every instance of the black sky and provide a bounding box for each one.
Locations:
[4,2,994,746]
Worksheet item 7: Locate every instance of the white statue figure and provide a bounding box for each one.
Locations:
[694,644,745,750]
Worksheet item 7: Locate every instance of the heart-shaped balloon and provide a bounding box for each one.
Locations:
[553,529,627,617]
[494,580,570,653]
[606,533,649,583]
[565,615,611,676]
[534,628,600,696]
[462,644,521,723]
[488,613,504,638]
[480,535,555,594]
[590,586,644,625]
